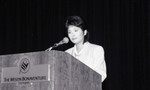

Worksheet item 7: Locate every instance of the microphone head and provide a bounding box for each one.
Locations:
[63,37,69,44]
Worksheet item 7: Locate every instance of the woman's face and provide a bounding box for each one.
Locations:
[67,25,85,45]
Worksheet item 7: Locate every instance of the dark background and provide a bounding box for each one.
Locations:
[0,0,149,90]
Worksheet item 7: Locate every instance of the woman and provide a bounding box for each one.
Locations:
[65,16,107,82]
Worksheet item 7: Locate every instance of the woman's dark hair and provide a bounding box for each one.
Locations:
[65,16,89,43]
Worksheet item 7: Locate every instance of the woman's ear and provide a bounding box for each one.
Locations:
[84,30,88,36]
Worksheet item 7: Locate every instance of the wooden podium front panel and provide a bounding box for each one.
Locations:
[0,51,102,90]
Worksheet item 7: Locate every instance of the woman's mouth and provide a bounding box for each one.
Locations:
[72,38,77,40]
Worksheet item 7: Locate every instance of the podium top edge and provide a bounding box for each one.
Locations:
[0,50,67,56]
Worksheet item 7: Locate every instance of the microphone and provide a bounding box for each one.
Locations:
[46,37,69,51]
[55,37,69,47]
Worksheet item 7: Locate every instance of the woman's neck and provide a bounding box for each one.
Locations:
[75,42,84,53]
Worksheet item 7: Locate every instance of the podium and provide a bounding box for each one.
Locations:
[0,50,102,90]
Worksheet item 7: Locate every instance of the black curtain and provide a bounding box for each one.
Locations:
[0,0,149,90]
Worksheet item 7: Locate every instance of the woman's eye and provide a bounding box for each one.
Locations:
[75,30,78,32]
[68,30,72,34]
[68,32,71,34]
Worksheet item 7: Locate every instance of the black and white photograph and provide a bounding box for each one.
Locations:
[0,0,149,90]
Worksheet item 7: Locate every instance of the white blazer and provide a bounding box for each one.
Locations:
[65,42,107,82]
